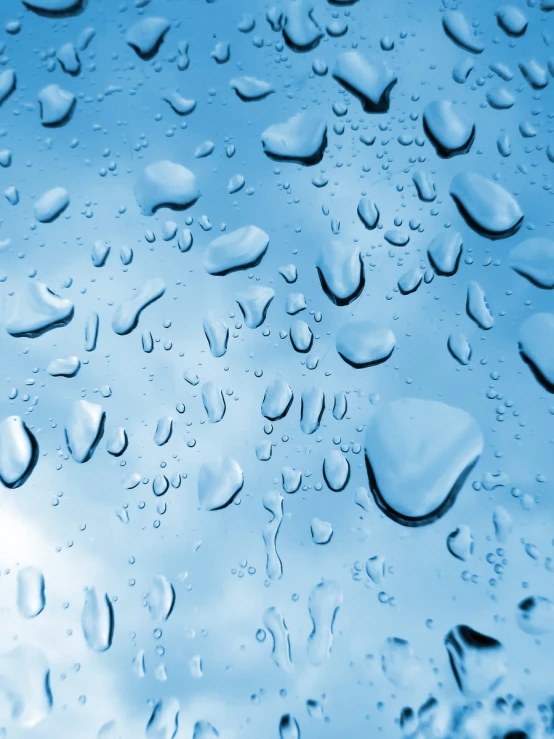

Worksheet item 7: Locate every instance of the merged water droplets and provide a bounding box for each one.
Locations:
[333,52,397,112]
[126,17,170,60]
[145,697,179,739]
[263,606,293,672]
[6,281,74,338]
[112,278,166,335]
[307,580,342,666]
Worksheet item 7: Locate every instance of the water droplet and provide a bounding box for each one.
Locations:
[17,566,45,619]
[365,398,483,526]
[307,580,342,666]
[336,321,395,368]
[82,588,114,652]
[0,416,38,489]
[204,226,269,275]
[444,625,506,697]
[198,456,243,511]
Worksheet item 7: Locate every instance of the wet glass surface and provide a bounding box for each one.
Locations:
[1,0,554,736]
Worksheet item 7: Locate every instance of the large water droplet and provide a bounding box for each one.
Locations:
[450,172,523,239]
[262,379,294,421]
[82,588,114,652]
[467,280,494,330]
[38,84,76,127]
[126,17,170,60]
[364,398,483,526]
[204,226,270,275]
[307,580,342,666]
[202,382,226,423]
[442,10,484,53]
[262,112,327,165]
[322,449,350,491]
[427,231,463,275]
[316,240,364,305]
[17,566,45,619]
[423,101,475,158]
[279,714,300,739]
[381,637,421,687]
[518,313,554,391]
[198,456,244,510]
[230,76,274,101]
[336,321,395,368]
[148,575,175,622]
[333,52,397,112]
[0,416,38,489]
[516,596,554,634]
[0,646,52,728]
[145,697,180,739]
[444,625,506,697]
[300,386,325,434]
[282,0,323,52]
[192,721,219,739]
[236,285,274,328]
[263,490,283,580]
[509,238,554,288]
[263,606,293,671]
[6,281,74,338]
[134,161,199,216]
[33,186,69,223]
[112,278,166,335]
[65,400,105,463]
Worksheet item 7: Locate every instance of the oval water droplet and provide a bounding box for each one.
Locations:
[82,588,114,652]
[17,566,45,619]
[148,575,175,622]
[300,386,325,434]
[323,449,350,492]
